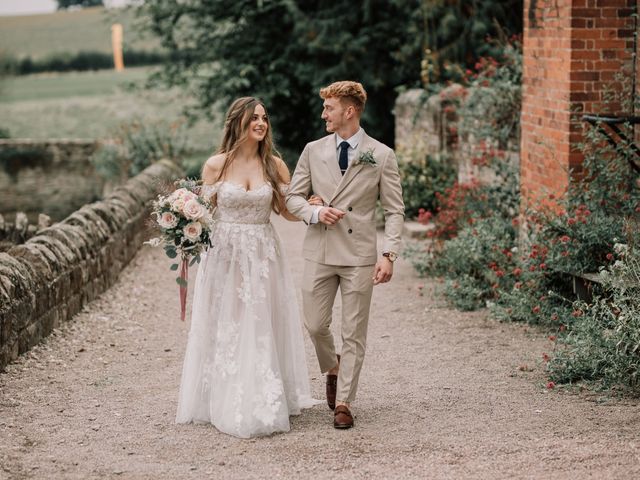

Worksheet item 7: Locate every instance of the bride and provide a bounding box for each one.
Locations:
[175,97,319,438]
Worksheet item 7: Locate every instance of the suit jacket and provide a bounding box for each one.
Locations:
[286,131,405,266]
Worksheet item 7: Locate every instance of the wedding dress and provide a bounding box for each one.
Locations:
[175,181,317,438]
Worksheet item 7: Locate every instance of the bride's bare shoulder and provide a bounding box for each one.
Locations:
[202,154,225,183]
[204,154,225,171]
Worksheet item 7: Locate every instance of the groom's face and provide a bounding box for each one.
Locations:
[321,97,346,133]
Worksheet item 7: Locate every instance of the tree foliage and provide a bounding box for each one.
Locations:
[422,0,523,80]
[139,0,522,154]
[139,0,424,154]
[57,0,104,9]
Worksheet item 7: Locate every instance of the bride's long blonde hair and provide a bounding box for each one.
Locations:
[214,97,287,214]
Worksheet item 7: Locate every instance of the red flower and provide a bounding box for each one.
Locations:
[547,381,555,389]
[572,309,583,317]
[561,251,569,257]
[560,235,570,243]
[606,253,614,261]
[551,313,559,322]
[514,281,522,289]
[539,263,546,270]
[567,218,576,225]
[513,268,522,276]
[532,305,541,314]
[548,335,556,342]
[496,270,505,278]
[542,353,550,362]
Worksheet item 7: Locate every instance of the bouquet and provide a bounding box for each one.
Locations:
[146,179,213,321]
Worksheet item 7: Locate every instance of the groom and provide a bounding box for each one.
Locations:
[286,81,404,429]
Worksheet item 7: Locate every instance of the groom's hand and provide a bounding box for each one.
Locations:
[318,207,345,225]
[373,257,393,285]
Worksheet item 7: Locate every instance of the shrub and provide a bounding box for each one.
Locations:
[399,152,456,219]
[0,50,167,75]
[91,118,188,181]
[547,237,640,391]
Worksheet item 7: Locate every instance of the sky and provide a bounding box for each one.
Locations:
[0,0,131,16]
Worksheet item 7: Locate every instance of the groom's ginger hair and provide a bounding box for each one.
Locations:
[320,81,367,113]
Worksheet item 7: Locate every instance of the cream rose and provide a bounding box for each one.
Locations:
[183,221,203,242]
[158,211,178,229]
[183,198,205,220]
[171,196,186,212]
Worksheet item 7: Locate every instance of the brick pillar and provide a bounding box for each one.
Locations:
[520,0,637,210]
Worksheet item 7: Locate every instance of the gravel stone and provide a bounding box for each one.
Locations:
[1,215,639,479]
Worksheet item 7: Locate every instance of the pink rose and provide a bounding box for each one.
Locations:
[183,198,205,220]
[158,211,178,229]
[183,221,203,242]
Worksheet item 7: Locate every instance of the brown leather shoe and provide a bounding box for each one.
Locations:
[333,405,354,429]
[326,355,340,410]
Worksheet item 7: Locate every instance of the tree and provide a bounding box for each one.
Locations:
[139,0,522,155]
[57,0,104,10]
[139,0,424,155]
[421,0,523,84]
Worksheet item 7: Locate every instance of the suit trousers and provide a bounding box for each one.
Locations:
[301,260,375,404]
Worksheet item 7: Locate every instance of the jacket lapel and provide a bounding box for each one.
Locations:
[330,133,371,202]
[321,135,342,186]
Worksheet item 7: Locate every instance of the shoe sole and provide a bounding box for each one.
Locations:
[333,423,353,429]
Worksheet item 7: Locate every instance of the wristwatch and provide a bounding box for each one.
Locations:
[382,252,398,262]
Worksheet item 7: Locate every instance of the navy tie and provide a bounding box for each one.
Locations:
[338,141,349,175]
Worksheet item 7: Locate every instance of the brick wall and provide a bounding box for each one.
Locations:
[0,160,182,371]
[521,0,637,209]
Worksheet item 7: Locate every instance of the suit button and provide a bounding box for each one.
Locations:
[325,226,328,231]
[348,229,353,234]
[348,207,352,211]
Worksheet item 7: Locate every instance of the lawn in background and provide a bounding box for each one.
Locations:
[0,7,158,59]
[0,68,221,175]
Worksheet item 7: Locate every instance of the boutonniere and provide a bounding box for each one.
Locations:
[357,148,377,166]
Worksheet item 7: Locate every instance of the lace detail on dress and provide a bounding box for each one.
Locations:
[200,181,222,202]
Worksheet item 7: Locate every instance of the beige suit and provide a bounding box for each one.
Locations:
[286,131,404,403]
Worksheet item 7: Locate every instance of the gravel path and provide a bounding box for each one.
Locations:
[1,215,639,480]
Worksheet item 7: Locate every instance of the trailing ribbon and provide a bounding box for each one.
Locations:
[179,258,188,322]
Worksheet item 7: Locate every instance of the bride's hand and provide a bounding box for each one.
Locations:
[308,194,325,206]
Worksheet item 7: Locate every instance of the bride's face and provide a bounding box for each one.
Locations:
[247,104,268,143]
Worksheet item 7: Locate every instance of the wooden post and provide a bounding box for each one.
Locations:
[111,23,124,72]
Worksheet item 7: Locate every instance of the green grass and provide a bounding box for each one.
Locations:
[0,69,221,161]
[0,67,151,102]
[0,7,159,59]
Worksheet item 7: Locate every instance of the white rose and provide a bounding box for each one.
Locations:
[158,211,178,229]
[183,221,203,242]
[183,198,205,220]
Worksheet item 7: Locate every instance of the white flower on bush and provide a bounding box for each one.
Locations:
[183,198,206,220]
[183,221,203,242]
[158,211,178,229]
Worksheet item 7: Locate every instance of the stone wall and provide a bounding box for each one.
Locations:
[394,86,519,185]
[0,139,104,222]
[0,159,183,371]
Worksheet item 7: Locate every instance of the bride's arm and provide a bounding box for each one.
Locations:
[275,158,301,222]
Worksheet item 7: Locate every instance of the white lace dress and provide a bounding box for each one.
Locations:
[175,181,317,438]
